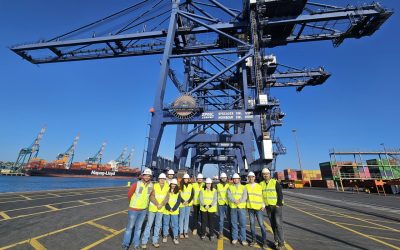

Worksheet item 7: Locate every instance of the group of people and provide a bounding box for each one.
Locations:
[122,168,285,250]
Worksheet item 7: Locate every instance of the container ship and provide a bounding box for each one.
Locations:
[24,158,140,179]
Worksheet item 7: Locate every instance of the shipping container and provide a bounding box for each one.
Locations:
[310,180,335,189]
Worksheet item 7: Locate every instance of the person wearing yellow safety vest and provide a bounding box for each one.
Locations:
[166,169,175,185]
[191,173,204,235]
[260,168,284,250]
[199,178,217,241]
[216,172,230,239]
[227,173,248,246]
[246,171,268,249]
[178,173,194,239]
[141,173,169,249]
[162,178,181,245]
[122,168,154,250]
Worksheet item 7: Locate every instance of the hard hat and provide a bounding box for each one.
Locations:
[158,173,166,179]
[205,178,212,184]
[197,173,204,179]
[183,173,190,179]
[142,168,152,176]
[167,169,175,175]
[262,168,270,174]
[170,178,178,185]
[248,171,255,177]
[232,173,240,179]
[220,173,227,178]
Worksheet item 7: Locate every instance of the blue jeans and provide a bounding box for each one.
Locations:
[230,208,247,241]
[142,211,163,245]
[217,205,228,233]
[122,209,147,248]
[248,209,267,243]
[179,206,191,234]
[163,214,179,238]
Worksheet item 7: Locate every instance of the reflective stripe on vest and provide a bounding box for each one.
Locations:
[245,183,264,210]
[217,183,229,206]
[260,179,279,206]
[164,192,179,215]
[129,181,153,209]
[192,182,204,206]
[228,184,246,209]
[179,183,193,207]
[200,189,217,213]
[148,182,169,213]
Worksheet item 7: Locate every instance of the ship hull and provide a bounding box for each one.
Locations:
[24,168,139,179]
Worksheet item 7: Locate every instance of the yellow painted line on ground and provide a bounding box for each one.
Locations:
[20,195,32,200]
[47,193,61,197]
[0,210,127,249]
[263,221,293,250]
[0,212,11,220]
[81,228,125,250]
[29,239,47,250]
[79,200,91,205]
[369,235,400,242]
[286,204,400,250]
[44,205,59,211]
[87,221,118,233]
[286,198,400,233]
[337,222,394,231]
[217,237,224,250]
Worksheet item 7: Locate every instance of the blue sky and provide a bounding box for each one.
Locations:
[0,1,398,177]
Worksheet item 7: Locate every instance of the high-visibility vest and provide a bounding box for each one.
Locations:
[200,188,217,213]
[148,182,169,213]
[217,183,229,206]
[179,183,193,207]
[164,192,179,215]
[129,181,153,209]
[228,184,246,209]
[260,179,281,206]
[245,183,264,210]
[192,182,204,206]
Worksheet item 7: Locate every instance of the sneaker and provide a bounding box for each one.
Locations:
[173,238,179,245]
[249,241,255,247]
[180,234,184,239]
[162,237,167,243]
[192,229,197,235]
[141,244,147,249]
[210,236,215,241]
[218,232,223,239]
[232,240,238,245]
[200,235,206,240]
[184,233,189,239]
[242,241,249,246]
[277,244,285,250]
[152,243,160,248]
[122,246,129,250]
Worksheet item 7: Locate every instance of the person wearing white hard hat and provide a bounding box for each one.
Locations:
[216,172,230,239]
[178,173,194,239]
[142,173,169,249]
[227,173,248,246]
[166,169,175,184]
[162,178,181,245]
[122,168,154,250]
[199,177,217,240]
[260,167,284,250]
[246,171,267,249]
[191,173,205,235]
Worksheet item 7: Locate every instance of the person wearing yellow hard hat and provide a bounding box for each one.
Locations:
[246,171,267,249]
[162,178,181,245]
[199,177,217,241]
[260,167,285,250]
[216,172,230,239]
[122,168,154,250]
[191,173,204,235]
[178,173,194,239]
[141,173,169,249]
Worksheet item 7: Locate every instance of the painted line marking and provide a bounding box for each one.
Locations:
[44,205,59,211]
[0,212,11,220]
[47,193,61,197]
[286,204,400,250]
[368,235,400,242]
[286,198,400,233]
[87,221,118,233]
[29,239,47,250]
[81,228,125,250]
[20,195,32,200]
[0,210,127,249]
[79,200,91,205]
[217,237,224,250]
[264,221,293,250]
[337,222,394,231]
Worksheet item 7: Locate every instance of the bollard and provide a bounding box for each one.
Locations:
[127,181,131,187]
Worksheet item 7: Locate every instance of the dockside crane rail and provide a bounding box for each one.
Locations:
[12,126,46,172]
[86,141,107,164]
[56,134,80,169]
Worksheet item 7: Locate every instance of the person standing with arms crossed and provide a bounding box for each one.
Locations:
[216,172,230,239]
[199,178,217,241]
[122,168,154,250]
[246,171,268,249]
[260,168,285,250]
[162,178,181,245]
[179,173,194,239]
[227,173,248,246]
[191,173,204,235]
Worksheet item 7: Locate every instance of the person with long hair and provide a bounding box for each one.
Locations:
[199,178,217,241]
[191,173,204,235]
[179,174,194,239]
[162,178,181,245]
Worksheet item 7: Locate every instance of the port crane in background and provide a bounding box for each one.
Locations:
[12,126,46,172]
[11,0,393,177]
[115,146,128,166]
[86,141,107,164]
[55,134,80,169]
[125,148,135,167]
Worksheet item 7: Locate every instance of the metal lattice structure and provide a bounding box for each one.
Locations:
[56,134,80,169]
[11,0,393,176]
[86,141,107,164]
